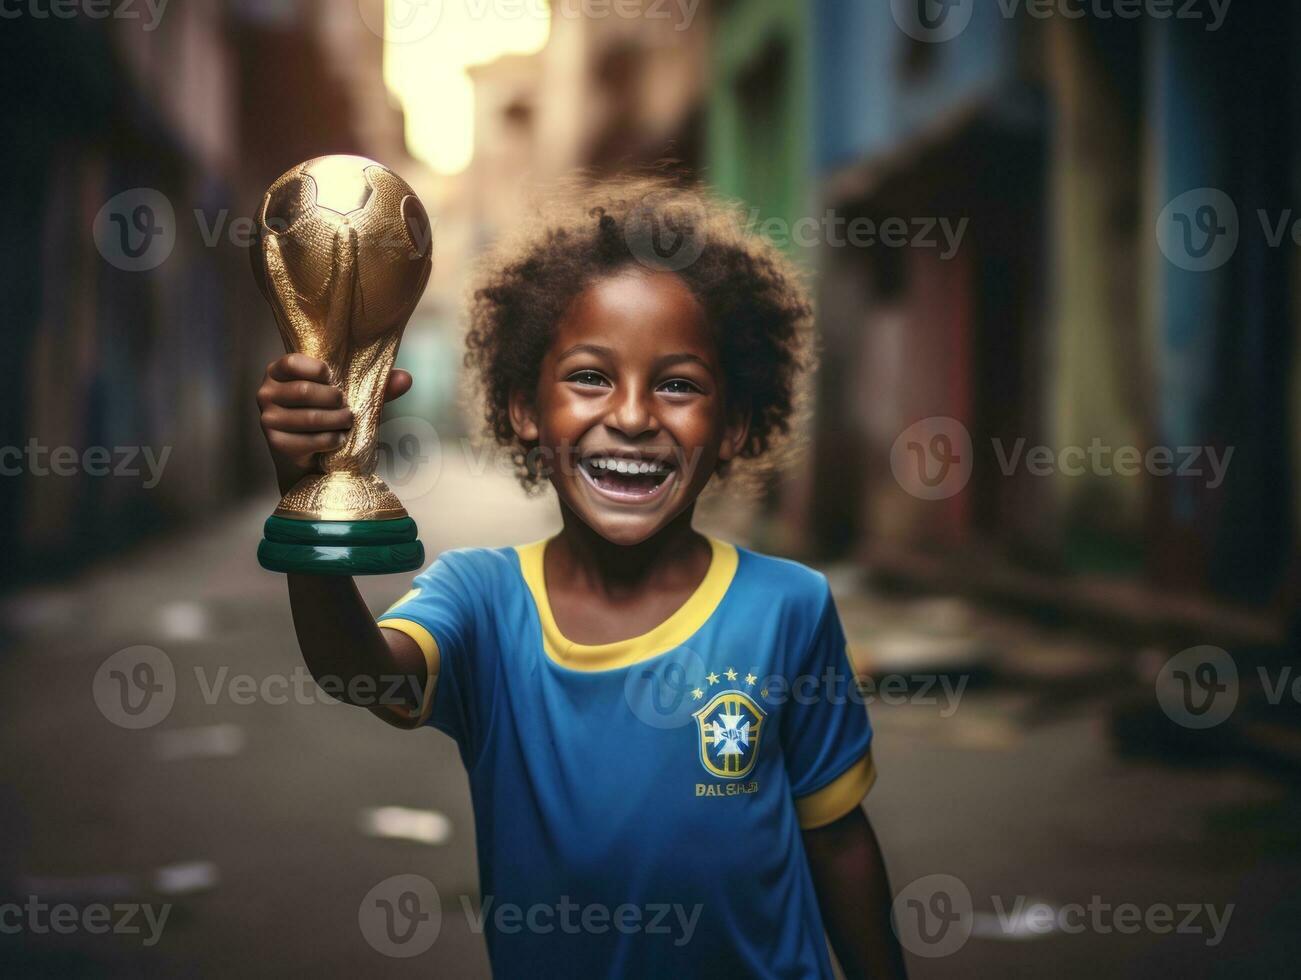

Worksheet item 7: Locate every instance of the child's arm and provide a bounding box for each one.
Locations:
[259,354,430,714]
[803,807,908,979]
[286,574,428,713]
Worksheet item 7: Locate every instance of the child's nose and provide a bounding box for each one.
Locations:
[605,388,658,438]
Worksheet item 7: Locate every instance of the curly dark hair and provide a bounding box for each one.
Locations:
[464,177,814,491]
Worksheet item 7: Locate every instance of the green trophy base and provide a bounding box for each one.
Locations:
[258,516,424,575]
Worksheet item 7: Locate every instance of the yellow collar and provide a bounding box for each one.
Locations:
[514,536,739,671]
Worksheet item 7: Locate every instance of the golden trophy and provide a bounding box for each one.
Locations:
[251,155,431,574]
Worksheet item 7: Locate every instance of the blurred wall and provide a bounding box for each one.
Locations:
[0,1,419,586]
[792,3,1298,640]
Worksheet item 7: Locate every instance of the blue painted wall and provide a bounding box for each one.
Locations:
[813,0,1020,173]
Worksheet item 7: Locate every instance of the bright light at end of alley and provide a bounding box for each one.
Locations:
[381,0,552,174]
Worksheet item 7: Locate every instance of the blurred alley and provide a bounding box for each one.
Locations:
[2,452,1300,977]
[2,0,1300,976]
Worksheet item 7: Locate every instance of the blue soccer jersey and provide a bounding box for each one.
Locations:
[377,537,875,979]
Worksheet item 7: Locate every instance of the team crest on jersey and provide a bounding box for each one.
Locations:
[693,690,766,779]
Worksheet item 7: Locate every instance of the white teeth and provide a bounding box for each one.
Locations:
[584,456,671,475]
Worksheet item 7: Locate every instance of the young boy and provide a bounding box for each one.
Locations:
[257,181,906,978]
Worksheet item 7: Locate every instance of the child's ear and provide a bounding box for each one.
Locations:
[508,387,540,442]
[718,406,751,463]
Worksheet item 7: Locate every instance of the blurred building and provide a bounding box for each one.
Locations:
[707,0,813,255]
[769,2,1300,646]
[0,0,417,585]
[428,0,709,311]
[412,0,710,442]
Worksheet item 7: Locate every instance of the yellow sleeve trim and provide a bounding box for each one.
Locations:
[795,751,877,829]
[376,618,440,729]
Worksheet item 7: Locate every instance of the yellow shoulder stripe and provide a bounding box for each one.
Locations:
[795,751,877,829]
[376,618,440,729]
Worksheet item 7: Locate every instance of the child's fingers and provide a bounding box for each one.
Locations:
[260,405,353,434]
[263,429,347,461]
[383,369,413,403]
[268,353,331,384]
[258,377,346,410]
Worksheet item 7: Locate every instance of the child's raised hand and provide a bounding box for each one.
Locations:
[256,353,412,494]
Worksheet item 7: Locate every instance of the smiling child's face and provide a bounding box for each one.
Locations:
[509,267,748,546]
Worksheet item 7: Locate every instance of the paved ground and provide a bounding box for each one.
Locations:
[2,455,1299,977]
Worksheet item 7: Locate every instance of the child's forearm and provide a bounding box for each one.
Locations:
[285,574,425,708]
[803,808,908,979]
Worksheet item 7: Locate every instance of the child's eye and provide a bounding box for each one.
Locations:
[566,370,611,388]
[658,378,702,395]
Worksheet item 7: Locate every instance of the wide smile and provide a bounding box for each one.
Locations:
[577,453,678,504]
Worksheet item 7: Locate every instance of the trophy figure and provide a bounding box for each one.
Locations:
[251,155,431,574]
